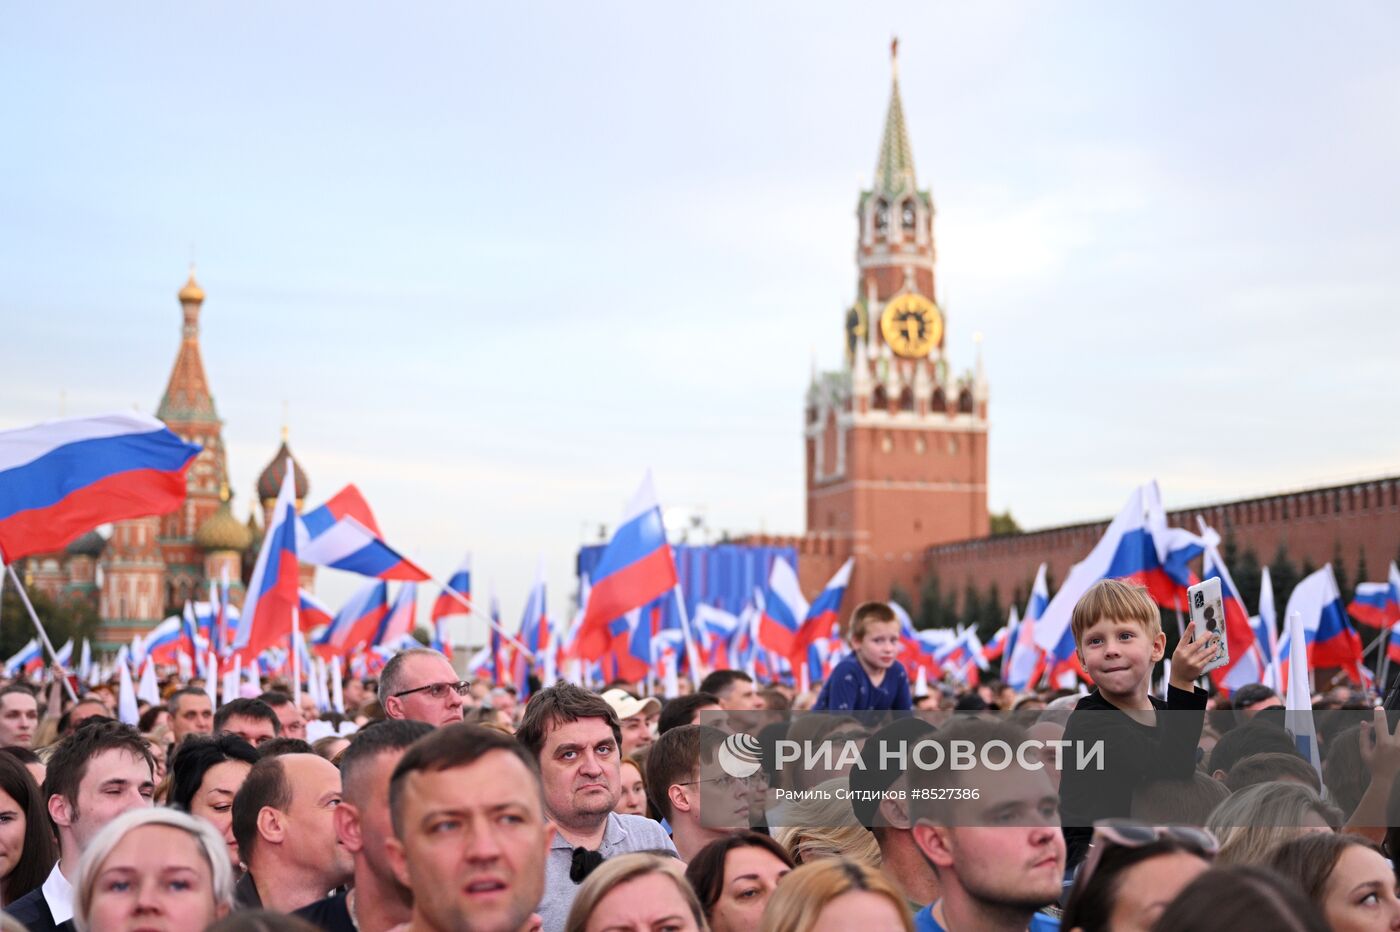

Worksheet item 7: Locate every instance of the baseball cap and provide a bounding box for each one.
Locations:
[602,688,661,721]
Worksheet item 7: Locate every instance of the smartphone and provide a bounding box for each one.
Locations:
[1186,577,1230,674]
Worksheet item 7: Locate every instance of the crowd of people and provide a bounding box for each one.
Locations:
[1,580,1399,931]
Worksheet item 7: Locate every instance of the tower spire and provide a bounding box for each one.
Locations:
[873,36,917,199]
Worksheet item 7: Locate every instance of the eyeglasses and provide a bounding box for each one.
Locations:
[1076,820,1219,891]
[679,772,768,792]
[392,680,471,700]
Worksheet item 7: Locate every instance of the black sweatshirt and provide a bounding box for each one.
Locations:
[1059,684,1207,869]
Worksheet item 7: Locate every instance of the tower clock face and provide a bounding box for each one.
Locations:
[879,293,943,358]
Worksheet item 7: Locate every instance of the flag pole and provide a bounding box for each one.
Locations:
[291,602,302,708]
[4,563,78,701]
[670,583,703,689]
[432,579,536,663]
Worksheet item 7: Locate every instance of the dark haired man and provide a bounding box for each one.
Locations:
[7,720,155,932]
[297,719,433,931]
[0,683,39,749]
[216,697,281,748]
[231,752,351,912]
[167,685,214,748]
[647,724,749,861]
[516,683,674,931]
[697,669,762,712]
[382,723,553,932]
[259,690,308,740]
[657,691,721,736]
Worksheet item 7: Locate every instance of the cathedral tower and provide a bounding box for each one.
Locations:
[805,42,989,607]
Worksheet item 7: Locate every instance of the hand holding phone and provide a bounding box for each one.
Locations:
[1186,577,1230,675]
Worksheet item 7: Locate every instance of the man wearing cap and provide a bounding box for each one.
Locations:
[601,689,660,757]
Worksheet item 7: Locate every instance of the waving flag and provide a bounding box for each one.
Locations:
[52,638,74,672]
[144,616,185,665]
[4,639,42,677]
[298,590,335,633]
[432,553,473,620]
[694,603,739,669]
[757,557,809,657]
[1349,563,1400,629]
[233,467,300,658]
[572,473,678,662]
[793,558,854,659]
[0,413,201,563]
[1006,564,1049,690]
[1279,565,1365,687]
[374,582,419,647]
[301,484,381,537]
[299,513,428,581]
[515,561,549,694]
[982,625,1010,665]
[890,601,945,678]
[317,580,389,654]
[1033,482,1209,663]
[1253,566,1280,689]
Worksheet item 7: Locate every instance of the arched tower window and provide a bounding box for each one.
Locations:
[872,385,888,410]
[931,387,946,412]
[957,388,974,413]
[902,199,916,230]
[875,200,889,235]
[898,386,915,412]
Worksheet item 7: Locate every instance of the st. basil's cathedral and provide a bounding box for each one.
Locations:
[19,271,314,648]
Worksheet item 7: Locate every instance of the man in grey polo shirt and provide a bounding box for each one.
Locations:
[515,684,676,932]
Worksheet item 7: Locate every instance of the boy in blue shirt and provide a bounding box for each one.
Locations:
[813,602,912,711]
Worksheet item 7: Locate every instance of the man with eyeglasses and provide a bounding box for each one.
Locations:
[379,647,468,726]
[647,723,753,861]
[515,683,675,932]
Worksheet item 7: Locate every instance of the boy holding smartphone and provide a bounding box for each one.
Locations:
[1058,579,1217,869]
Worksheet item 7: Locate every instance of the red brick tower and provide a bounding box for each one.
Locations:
[805,41,989,607]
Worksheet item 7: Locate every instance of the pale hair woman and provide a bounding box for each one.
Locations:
[565,852,708,932]
[773,777,882,868]
[759,857,912,932]
[1206,780,1340,866]
[73,807,235,932]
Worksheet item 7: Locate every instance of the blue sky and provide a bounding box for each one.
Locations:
[4,3,1399,637]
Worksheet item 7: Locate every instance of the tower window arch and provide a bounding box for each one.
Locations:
[872,385,888,410]
[957,387,974,413]
[902,199,916,230]
[898,386,914,412]
[931,387,946,412]
[875,199,889,235]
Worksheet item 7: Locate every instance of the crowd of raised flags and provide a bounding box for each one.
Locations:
[2,413,1399,711]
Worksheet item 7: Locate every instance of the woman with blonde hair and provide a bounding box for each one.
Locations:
[565,852,708,932]
[1206,780,1340,866]
[773,777,882,867]
[73,807,235,932]
[759,857,912,932]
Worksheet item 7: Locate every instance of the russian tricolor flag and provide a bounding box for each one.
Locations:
[516,562,549,693]
[144,616,185,665]
[1033,482,1209,664]
[571,474,678,662]
[4,639,42,677]
[298,590,335,633]
[793,558,855,659]
[432,553,472,624]
[374,582,419,647]
[757,557,809,658]
[233,467,301,658]
[0,413,200,563]
[1279,565,1365,688]
[1006,564,1048,690]
[317,580,390,654]
[1348,563,1400,629]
